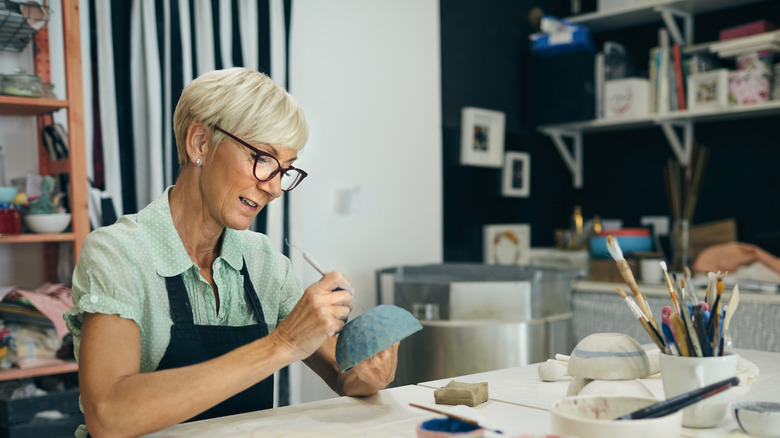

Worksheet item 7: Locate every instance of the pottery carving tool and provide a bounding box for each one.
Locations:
[285,238,356,297]
[409,403,504,435]
[723,284,740,331]
[607,236,657,330]
[719,285,740,356]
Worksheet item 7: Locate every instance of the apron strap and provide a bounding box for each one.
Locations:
[240,260,267,325]
[164,273,195,325]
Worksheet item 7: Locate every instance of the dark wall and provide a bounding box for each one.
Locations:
[441,0,780,262]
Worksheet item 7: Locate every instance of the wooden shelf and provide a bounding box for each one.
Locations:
[540,0,776,188]
[0,361,78,381]
[0,95,68,115]
[0,232,75,244]
[564,0,769,33]
[538,100,780,134]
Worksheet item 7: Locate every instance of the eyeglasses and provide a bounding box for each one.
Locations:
[213,126,307,192]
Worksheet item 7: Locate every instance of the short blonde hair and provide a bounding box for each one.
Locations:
[173,68,309,168]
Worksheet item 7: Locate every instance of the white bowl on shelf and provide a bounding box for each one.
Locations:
[24,212,71,233]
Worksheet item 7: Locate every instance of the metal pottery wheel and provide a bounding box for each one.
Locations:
[336,304,422,372]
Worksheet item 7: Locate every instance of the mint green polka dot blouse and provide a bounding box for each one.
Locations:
[64,186,303,373]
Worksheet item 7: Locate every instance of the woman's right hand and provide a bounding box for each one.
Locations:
[271,270,353,361]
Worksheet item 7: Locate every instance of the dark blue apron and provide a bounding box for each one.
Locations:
[156,260,274,421]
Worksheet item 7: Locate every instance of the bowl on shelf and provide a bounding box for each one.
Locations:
[0,187,18,204]
[23,212,71,233]
[550,395,682,438]
[732,401,780,438]
[589,228,653,258]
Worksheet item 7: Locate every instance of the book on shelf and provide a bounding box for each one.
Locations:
[672,43,686,111]
[657,28,670,114]
[0,302,54,329]
[669,52,679,111]
[648,47,658,113]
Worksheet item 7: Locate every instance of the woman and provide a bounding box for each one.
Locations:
[65,68,398,438]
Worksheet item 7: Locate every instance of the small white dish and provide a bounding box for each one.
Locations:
[24,212,71,233]
[733,401,780,438]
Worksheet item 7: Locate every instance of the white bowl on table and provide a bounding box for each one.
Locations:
[24,212,72,233]
[550,395,682,438]
[733,401,780,438]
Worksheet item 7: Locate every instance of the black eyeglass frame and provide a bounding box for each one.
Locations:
[213,125,308,191]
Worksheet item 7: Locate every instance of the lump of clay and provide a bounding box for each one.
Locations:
[567,333,651,380]
[434,381,488,407]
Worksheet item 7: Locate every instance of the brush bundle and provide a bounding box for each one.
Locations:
[607,236,738,357]
[664,142,709,270]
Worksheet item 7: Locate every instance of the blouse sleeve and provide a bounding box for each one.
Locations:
[64,229,147,347]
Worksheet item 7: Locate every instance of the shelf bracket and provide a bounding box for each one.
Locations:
[658,120,694,165]
[655,6,693,46]
[544,128,583,189]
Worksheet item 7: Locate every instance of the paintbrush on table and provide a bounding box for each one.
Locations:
[616,376,739,420]
[409,403,504,435]
[607,236,658,330]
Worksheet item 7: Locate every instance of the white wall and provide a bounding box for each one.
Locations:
[287,0,442,403]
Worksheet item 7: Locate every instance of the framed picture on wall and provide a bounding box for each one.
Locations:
[460,107,505,167]
[483,224,531,265]
[687,69,729,111]
[502,151,530,197]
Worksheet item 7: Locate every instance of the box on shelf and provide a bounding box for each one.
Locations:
[0,385,82,438]
[589,257,638,283]
[604,78,650,119]
[736,52,773,71]
[531,26,594,58]
[530,248,589,275]
[729,69,771,106]
[719,20,778,41]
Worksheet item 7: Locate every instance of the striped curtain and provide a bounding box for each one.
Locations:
[83,0,293,406]
[86,0,288,229]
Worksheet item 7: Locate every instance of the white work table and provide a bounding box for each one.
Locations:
[144,349,779,437]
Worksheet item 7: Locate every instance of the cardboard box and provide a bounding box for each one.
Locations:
[589,258,638,283]
[604,78,650,119]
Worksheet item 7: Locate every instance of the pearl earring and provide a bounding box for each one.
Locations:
[195,158,202,166]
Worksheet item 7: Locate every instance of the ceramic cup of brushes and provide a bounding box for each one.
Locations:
[659,353,738,428]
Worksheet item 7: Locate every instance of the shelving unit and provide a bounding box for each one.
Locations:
[0,0,88,282]
[0,361,78,382]
[0,0,85,381]
[540,0,775,188]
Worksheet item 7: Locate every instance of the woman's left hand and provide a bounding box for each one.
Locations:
[337,342,400,397]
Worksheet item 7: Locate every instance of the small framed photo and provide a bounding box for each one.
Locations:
[483,224,531,265]
[460,107,506,167]
[687,69,729,111]
[502,151,530,197]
